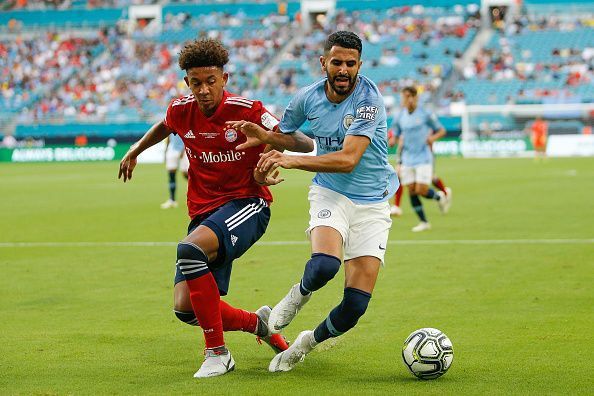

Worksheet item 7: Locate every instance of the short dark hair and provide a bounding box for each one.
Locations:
[178,38,229,71]
[402,86,418,96]
[324,31,362,56]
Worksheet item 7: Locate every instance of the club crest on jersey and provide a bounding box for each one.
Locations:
[356,105,378,121]
[343,114,355,129]
[225,128,238,142]
[318,209,331,219]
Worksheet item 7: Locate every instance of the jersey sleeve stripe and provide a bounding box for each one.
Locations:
[224,100,253,108]
[226,96,253,104]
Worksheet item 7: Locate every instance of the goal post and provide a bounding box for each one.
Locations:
[460,103,594,157]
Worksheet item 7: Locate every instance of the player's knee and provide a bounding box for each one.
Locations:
[302,253,341,292]
[176,242,209,281]
[174,310,199,326]
[333,287,372,332]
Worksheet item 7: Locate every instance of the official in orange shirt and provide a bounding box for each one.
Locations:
[530,116,548,159]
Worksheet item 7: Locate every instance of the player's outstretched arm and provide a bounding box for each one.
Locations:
[118,121,171,182]
[258,135,370,174]
[227,121,314,153]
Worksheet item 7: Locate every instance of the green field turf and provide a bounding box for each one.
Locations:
[1,157,593,395]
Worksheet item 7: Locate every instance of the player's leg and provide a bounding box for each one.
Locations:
[536,138,547,160]
[180,150,189,180]
[175,198,286,377]
[418,164,449,214]
[174,283,287,353]
[268,226,343,333]
[390,185,403,216]
[390,165,403,216]
[432,175,448,196]
[176,225,234,378]
[311,255,379,341]
[270,201,389,372]
[269,186,346,333]
[269,257,379,373]
[409,182,430,231]
[203,198,288,355]
[161,149,180,209]
[431,154,449,197]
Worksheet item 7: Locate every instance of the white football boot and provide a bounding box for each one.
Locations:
[269,283,311,333]
[193,348,235,378]
[160,199,178,209]
[445,187,452,210]
[269,330,316,372]
[412,222,431,232]
[436,191,450,214]
[389,205,403,217]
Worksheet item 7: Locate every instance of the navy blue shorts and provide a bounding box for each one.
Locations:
[174,197,270,296]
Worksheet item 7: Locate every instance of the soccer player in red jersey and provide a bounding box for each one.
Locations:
[118,39,313,379]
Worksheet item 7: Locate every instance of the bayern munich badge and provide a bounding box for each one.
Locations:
[225,128,238,142]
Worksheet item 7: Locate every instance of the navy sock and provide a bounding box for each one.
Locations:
[313,287,371,343]
[168,171,176,201]
[425,188,439,200]
[410,195,427,222]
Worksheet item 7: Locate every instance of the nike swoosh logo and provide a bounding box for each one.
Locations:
[307,116,319,121]
[379,245,386,250]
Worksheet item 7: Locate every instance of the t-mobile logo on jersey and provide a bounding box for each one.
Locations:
[200,150,245,163]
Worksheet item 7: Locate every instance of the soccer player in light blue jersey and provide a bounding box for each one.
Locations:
[391,86,451,232]
[227,31,398,372]
[160,133,189,209]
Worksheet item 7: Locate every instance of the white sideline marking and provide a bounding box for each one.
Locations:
[0,239,592,248]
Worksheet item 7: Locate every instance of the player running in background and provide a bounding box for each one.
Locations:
[392,86,450,232]
[119,39,313,379]
[387,126,451,217]
[161,133,189,209]
[228,31,398,372]
[529,116,548,160]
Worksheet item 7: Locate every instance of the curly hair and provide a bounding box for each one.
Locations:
[178,38,229,71]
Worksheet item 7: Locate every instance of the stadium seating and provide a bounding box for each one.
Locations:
[455,9,594,104]
[1,0,592,138]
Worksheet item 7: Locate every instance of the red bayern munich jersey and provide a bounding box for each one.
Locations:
[163,91,277,219]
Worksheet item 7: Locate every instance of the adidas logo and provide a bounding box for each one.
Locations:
[230,234,238,246]
[184,130,195,139]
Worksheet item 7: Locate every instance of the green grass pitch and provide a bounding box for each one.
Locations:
[1,157,593,395]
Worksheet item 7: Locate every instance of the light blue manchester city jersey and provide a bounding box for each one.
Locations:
[279,75,398,204]
[391,106,443,167]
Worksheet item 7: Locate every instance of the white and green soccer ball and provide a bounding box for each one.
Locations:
[402,328,454,379]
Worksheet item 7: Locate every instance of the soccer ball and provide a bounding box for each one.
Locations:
[402,328,454,379]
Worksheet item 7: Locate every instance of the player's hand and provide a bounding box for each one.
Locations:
[118,151,137,182]
[227,120,270,150]
[388,135,397,147]
[254,167,284,186]
[257,150,294,172]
